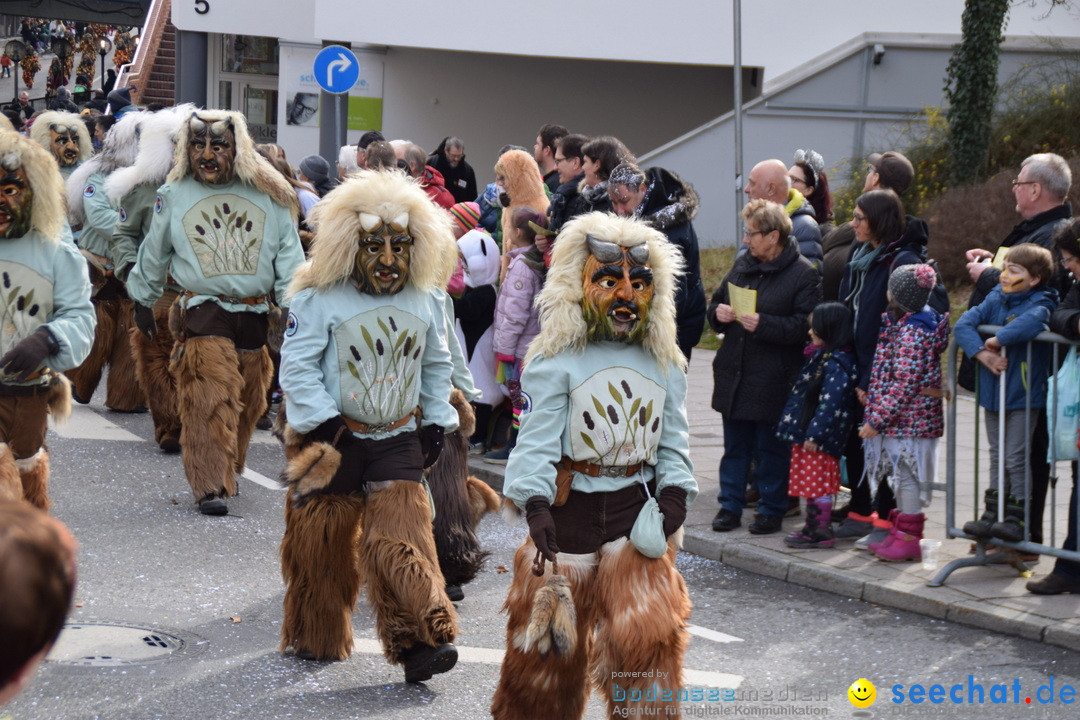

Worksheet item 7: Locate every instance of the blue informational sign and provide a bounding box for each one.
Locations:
[313,45,360,94]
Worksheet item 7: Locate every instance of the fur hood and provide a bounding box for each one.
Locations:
[167,110,298,218]
[66,111,148,223]
[287,169,458,299]
[29,111,92,166]
[0,130,67,241]
[104,104,195,205]
[494,150,548,212]
[526,211,686,372]
[639,167,699,232]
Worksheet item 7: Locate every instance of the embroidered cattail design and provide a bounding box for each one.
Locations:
[236,216,243,228]
[245,220,253,232]
[402,335,413,357]
[212,218,221,229]
[621,380,632,398]
[639,407,647,425]
[607,405,619,424]
[350,345,360,361]
[376,338,384,355]
[222,202,231,215]
[28,304,38,316]
[389,317,398,332]
[651,417,660,432]
[583,411,595,430]
[2,272,9,288]
[195,224,205,234]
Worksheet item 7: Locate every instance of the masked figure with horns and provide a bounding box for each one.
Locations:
[277,169,462,683]
[0,130,95,508]
[127,111,304,515]
[491,212,697,719]
[30,110,92,181]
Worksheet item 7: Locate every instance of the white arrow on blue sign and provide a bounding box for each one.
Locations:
[313,45,360,94]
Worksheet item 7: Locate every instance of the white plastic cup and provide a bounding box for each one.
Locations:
[920,539,943,572]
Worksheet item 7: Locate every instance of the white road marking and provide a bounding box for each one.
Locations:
[241,466,283,491]
[352,639,743,688]
[50,404,144,442]
[687,624,744,644]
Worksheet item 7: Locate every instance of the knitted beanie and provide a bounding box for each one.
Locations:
[448,201,481,233]
[888,263,936,314]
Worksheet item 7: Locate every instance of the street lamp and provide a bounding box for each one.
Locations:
[4,38,26,106]
[98,37,112,93]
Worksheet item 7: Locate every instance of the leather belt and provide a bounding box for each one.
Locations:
[183,291,268,307]
[343,408,419,435]
[561,456,643,478]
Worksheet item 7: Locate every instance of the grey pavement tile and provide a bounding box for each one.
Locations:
[946,600,1048,642]
[862,580,958,619]
[1043,620,1080,653]
[786,561,865,598]
[719,542,791,581]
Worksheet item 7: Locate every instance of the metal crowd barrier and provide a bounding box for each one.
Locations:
[933,325,1080,587]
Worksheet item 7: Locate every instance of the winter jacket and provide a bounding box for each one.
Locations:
[571,179,611,218]
[492,246,544,361]
[709,236,822,422]
[547,173,585,234]
[864,309,950,438]
[838,215,931,389]
[776,347,858,458]
[418,165,455,209]
[477,182,503,244]
[429,138,478,205]
[637,167,707,357]
[786,189,823,267]
[969,202,1073,308]
[820,222,854,302]
[1050,281,1080,340]
[955,285,1057,411]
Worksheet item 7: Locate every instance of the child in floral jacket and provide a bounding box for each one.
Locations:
[858,264,950,562]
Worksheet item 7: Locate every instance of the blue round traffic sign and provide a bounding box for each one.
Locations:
[313,45,360,94]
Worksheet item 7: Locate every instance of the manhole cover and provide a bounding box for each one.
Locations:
[47,622,207,666]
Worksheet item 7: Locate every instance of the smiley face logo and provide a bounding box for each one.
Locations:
[848,678,876,708]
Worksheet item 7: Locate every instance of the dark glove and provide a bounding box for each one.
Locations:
[0,327,59,381]
[294,416,367,504]
[419,424,445,469]
[525,496,559,561]
[133,302,156,339]
[656,486,688,537]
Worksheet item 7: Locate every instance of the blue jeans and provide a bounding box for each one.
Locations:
[718,417,790,518]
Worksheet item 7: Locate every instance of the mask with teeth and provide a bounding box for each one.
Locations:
[580,233,653,344]
[0,157,33,239]
[352,211,413,295]
[49,124,81,167]
[188,115,236,185]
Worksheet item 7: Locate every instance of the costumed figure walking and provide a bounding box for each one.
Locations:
[108,104,195,453]
[0,130,95,508]
[491,212,697,719]
[64,110,148,412]
[127,111,304,515]
[29,110,92,181]
[277,169,463,682]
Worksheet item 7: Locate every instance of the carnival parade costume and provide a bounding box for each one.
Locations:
[0,130,95,508]
[127,111,304,514]
[277,169,463,683]
[491,212,697,719]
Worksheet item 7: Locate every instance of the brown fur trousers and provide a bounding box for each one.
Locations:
[491,537,691,720]
[172,335,271,501]
[130,290,182,449]
[280,480,459,662]
[66,296,145,411]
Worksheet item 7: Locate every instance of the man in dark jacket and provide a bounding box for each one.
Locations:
[608,161,707,360]
[546,133,587,234]
[428,136,477,204]
[533,123,568,193]
[745,159,822,267]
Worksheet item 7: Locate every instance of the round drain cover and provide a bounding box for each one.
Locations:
[47,622,207,666]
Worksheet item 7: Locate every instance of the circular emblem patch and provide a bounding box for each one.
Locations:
[517,391,532,416]
[83,184,96,198]
[118,206,127,222]
[154,195,163,214]
[285,311,298,337]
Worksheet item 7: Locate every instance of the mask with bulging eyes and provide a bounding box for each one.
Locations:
[352,211,413,295]
[49,124,80,167]
[188,115,236,185]
[0,156,33,240]
[580,233,654,344]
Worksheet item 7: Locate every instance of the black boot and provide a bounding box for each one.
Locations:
[991,495,1026,543]
[402,642,458,683]
[962,489,999,539]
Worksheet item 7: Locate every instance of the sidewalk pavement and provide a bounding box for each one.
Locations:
[468,348,1080,653]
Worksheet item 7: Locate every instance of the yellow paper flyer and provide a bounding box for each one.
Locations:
[728,282,757,318]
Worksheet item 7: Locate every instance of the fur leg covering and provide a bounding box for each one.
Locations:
[466,476,500,527]
[0,443,21,503]
[429,425,489,587]
[17,449,50,511]
[359,480,458,664]
[592,539,690,718]
[65,298,115,403]
[130,295,181,448]
[104,298,146,412]
[491,541,598,720]
[233,347,272,473]
[280,492,365,660]
[174,335,241,500]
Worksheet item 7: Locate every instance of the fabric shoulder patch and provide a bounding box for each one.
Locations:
[118,206,127,222]
[83,184,95,197]
[154,195,164,214]
[285,311,299,337]
[518,391,532,416]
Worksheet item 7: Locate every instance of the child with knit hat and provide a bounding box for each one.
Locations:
[857,263,951,561]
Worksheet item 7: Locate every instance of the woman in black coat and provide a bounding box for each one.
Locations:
[709,199,822,535]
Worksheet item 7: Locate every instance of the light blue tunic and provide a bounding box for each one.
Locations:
[503,341,697,509]
[76,171,117,261]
